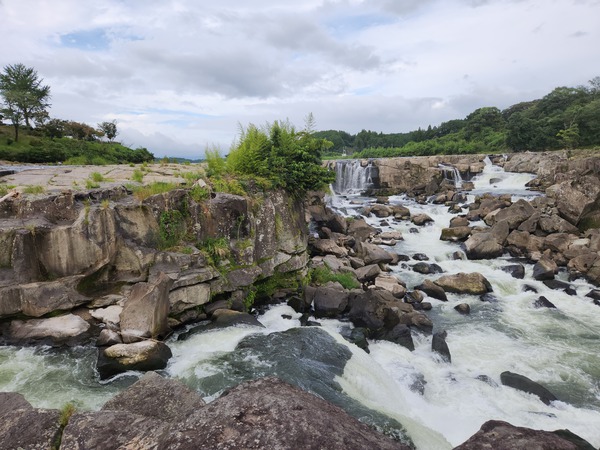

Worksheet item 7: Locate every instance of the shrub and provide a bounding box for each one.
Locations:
[190,184,210,202]
[310,265,360,290]
[199,236,231,267]
[131,169,144,183]
[90,172,105,182]
[159,210,186,249]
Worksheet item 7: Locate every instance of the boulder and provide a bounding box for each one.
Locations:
[378,324,414,351]
[346,218,377,242]
[369,204,393,218]
[379,230,403,241]
[309,238,348,258]
[354,264,382,283]
[416,279,448,301]
[534,296,556,309]
[501,264,525,279]
[533,256,558,281]
[7,314,90,345]
[169,282,211,315]
[210,309,264,329]
[412,262,443,274]
[0,393,61,450]
[485,199,535,229]
[102,371,205,422]
[538,214,580,235]
[440,226,472,242]
[374,275,407,299]
[120,273,172,343]
[97,341,173,380]
[500,371,558,405]
[546,176,600,226]
[455,420,594,450]
[434,272,492,295]
[432,330,451,362]
[90,305,123,325]
[96,328,122,346]
[347,289,412,331]
[543,280,577,296]
[454,303,471,315]
[449,216,470,228]
[411,213,434,226]
[465,232,504,260]
[357,242,394,265]
[310,286,349,318]
[506,230,544,258]
[518,211,541,233]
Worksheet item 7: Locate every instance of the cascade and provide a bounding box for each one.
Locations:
[332,159,376,194]
[438,164,463,189]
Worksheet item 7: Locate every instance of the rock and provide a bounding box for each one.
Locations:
[165,377,408,449]
[543,279,577,296]
[440,226,472,242]
[90,305,123,325]
[169,282,211,315]
[412,262,443,274]
[369,204,393,218]
[413,301,432,311]
[346,218,378,242]
[546,176,600,226]
[534,296,556,309]
[518,211,541,233]
[455,420,594,450]
[97,341,173,380]
[434,272,492,295]
[432,330,451,362]
[102,371,205,422]
[347,327,370,353]
[538,214,580,234]
[0,394,61,450]
[501,264,525,279]
[454,303,471,315]
[412,253,429,261]
[96,328,122,346]
[374,275,407,298]
[404,290,424,304]
[411,213,434,226]
[357,242,394,265]
[379,230,403,241]
[533,256,558,281]
[379,324,415,351]
[500,371,558,405]
[480,293,498,302]
[354,264,382,283]
[210,309,264,329]
[449,216,470,228]
[585,289,600,301]
[120,272,173,344]
[310,286,349,318]
[7,314,91,345]
[486,199,535,229]
[416,279,448,301]
[347,289,412,331]
[465,232,504,259]
[506,230,544,258]
[309,238,348,257]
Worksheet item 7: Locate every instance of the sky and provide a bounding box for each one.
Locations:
[1,0,599,158]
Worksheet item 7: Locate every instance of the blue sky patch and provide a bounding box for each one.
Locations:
[59,29,111,51]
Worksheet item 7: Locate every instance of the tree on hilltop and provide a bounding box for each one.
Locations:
[98,120,119,142]
[0,63,51,142]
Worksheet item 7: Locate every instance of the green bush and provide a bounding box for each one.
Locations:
[159,210,186,249]
[310,265,360,290]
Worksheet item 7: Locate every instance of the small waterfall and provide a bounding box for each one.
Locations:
[332,160,377,194]
[483,156,492,166]
[438,164,463,189]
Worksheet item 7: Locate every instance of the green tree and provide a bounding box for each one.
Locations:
[98,120,118,142]
[0,64,51,141]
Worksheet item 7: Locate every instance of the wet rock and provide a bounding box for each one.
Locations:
[412,253,429,261]
[500,371,558,405]
[369,204,393,218]
[465,232,504,259]
[485,199,535,229]
[346,218,378,242]
[543,279,577,296]
[538,214,580,234]
[452,251,466,260]
[480,293,498,302]
[287,294,311,313]
[404,290,424,304]
[416,279,448,301]
[454,303,471,315]
[534,296,556,309]
[501,264,525,279]
[533,256,558,281]
[432,330,451,363]
[374,275,407,299]
[96,328,122,346]
[413,301,432,311]
[308,238,348,258]
[211,309,264,329]
[523,285,538,293]
[379,324,415,351]
[409,227,419,233]
[475,375,498,387]
[97,341,173,380]
[440,226,472,242]
[412,262,443,275]
[357,242,394,265]
[455,420,594,450]
[102,371,205,422]
[411,213,434,226]
[434,272,492,295]
[585,289,600,301]
[346,328,370,353]
[120,272,172,344]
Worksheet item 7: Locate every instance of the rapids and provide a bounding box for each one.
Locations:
[1,160,599,449]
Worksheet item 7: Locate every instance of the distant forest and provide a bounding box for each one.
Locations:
[314,77,600,158]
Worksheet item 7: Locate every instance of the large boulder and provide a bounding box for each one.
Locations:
[97,341,173,380]
[357,242,394,265]
[465,232,504,259]
[431,330,451,362]
[533,256,558,281]
[500,371,558,405]
[416,279,448,301]
[440,226,472,242]
[308,238,348,258]
[484,199,535,229]
[354,264,382,282]
[434,272,492,295]
[546,176,600,226]
[455,420,594,450]
[5,313,91,346]
[346,218,378,242]
[120,272,173,343]
[309,285,350,318]
[374,274,407,298]
[102,371,205,422]
[538,214,580,234]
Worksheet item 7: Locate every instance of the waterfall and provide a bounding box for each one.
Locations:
[438,164,463,189]
[332,160,377,194]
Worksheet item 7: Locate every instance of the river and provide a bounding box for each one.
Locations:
[1,159,599,449]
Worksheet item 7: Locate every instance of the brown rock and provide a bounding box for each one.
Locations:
[434,272,492,295]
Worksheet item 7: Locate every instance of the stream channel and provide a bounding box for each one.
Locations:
[1,160,599,449]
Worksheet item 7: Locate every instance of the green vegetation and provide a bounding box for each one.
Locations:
[131,168,144,183]
[158,210,187,249]
[23,185,44,194]
[199,236,231,267]
[314,77,600,157]
[131,181,178,201]
[190,184,210,202]
[250,271,303,306]
[52,402,75,450]
[309,265,360,290]
[90,171,105,182]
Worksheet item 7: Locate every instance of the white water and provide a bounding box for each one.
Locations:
[332,159,376,194]
[1,162,600,448]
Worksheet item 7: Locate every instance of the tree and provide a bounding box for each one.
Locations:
[0,64,51,141]
[98,120,118,142]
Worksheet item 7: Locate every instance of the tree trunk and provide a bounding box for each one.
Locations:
[13,121,19,142]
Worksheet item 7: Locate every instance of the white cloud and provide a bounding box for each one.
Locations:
[1,0,599,157]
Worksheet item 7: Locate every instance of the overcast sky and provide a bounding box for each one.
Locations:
[1,0,599,158]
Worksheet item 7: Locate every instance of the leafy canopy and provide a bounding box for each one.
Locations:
[226,119,335,195]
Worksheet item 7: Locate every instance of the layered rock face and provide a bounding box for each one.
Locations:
[0,186,308,375]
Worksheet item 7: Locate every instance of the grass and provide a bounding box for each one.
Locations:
[131,169,144,183]
[199,236,231,267]
[190,184,210,202]
[51,402,76,450]
[23,185,44,194]
[86,179,99,189]
[90,172,105,182]
[131,181,178,201]
[310,265,360,290]
[0,185,15,196]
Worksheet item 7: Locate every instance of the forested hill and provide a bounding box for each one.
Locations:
[315,77,600,158]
